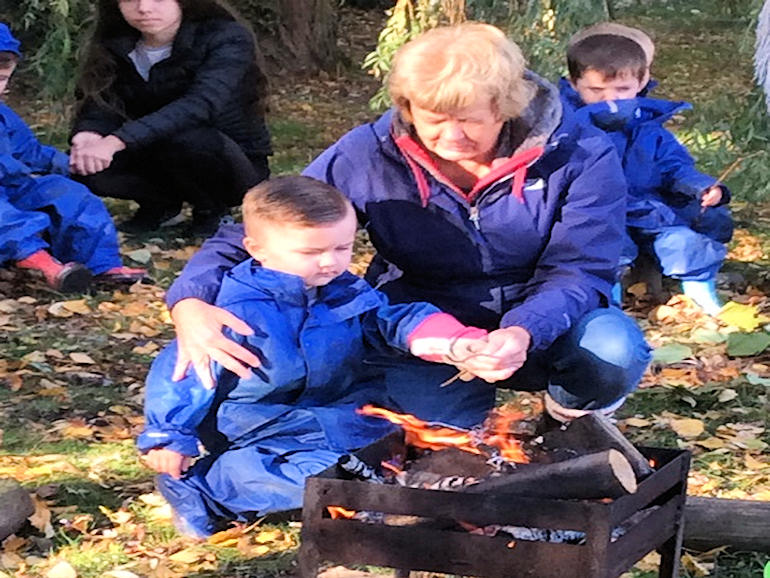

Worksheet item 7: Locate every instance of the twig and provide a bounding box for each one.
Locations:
[715,151,763,184]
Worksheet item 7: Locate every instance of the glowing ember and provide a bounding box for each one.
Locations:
[358,405,529,463]
[327,506,356,519]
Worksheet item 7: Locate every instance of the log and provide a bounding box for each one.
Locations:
[542,413,654,479]
[463,449,637,500]
[684,496,770,553]
[0,478,34,541]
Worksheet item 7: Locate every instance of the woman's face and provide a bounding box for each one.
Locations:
[118,0,182,42]
[409,98,504,165]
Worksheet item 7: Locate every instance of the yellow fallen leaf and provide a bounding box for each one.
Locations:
[670,418,704,439]
[61,300,91,315]
[103,571,142,578]
[717,301,770,331]
[254,528,283,543]
[69,352,95,365]
[744,454,767,471]
[132,342,159,355]
[251,545,271,556]
[622,417,651,427]
[695,437,726,449]
[28,496,54,538]
[1,552,24,570]
[47,302,74,318]
[168,548,203,564]
[46,560,77,578]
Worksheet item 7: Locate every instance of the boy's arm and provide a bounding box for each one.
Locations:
[3,105,68,175]
[656,130,729,205]
[136,341,219,456]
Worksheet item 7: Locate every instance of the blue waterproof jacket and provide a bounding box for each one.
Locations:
[167,73,628,352]
[559,80,732,242]
[0,104,121,270]
[140,262,442,457]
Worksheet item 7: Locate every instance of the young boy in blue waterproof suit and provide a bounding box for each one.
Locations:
[0,23,145,292]
[559,24,732,315]
[138,176,494,538]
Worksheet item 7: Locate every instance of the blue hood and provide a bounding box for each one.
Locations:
[0,24,21,57]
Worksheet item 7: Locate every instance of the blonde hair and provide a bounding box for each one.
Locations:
[388,22,532,121]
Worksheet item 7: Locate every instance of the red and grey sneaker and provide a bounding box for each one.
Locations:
[16,250,92,293]
[96,266,151,285]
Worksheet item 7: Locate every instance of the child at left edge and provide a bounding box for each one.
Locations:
[137,175,499,538]
[0,23,146,292]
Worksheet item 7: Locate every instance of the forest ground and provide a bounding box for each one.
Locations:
[0,2,768,577]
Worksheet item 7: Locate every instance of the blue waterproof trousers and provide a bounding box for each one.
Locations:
[0,175,122,273]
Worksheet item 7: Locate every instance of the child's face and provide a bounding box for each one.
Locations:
[571,69,645,104]
[0,63,17,98]
[244,207,357,288]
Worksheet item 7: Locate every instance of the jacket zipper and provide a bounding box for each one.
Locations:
[469,204,480,230]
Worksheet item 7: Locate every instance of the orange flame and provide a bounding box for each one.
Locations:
[358,405,529,463]
[327,506,356,519]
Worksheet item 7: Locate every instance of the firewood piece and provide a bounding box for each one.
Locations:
[0,478,34,541]
[463,449,637,500]
[684,496,770,553]
[543,413,654,479]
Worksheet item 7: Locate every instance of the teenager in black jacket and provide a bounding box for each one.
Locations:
[70,0,271,235]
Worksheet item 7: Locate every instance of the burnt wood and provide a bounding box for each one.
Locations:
[542,414,654,479]
[464,449,637,500]
[684,497,770,553]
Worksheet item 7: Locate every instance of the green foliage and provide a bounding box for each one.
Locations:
[11,0,94,101]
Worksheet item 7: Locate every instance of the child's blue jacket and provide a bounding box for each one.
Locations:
[0,104,69,183]
[139,262,441,457]
[166,73,627,352]
[559,80,730,235]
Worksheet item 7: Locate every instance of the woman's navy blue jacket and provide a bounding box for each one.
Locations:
[167,73,627,351]
[72,18,271,158]
[139,263,439,456]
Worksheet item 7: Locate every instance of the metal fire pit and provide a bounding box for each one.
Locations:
[299,431,691,577]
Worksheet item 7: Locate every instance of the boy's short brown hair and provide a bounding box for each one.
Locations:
[567,34,647,83]
[0,51,19,70]
[242,176,352,237]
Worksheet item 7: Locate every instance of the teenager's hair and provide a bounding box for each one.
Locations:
[567,34,647,82]
[0,51,18,69]
[242,176,352,237]
[76,0,267,115]
[388,22,533,121]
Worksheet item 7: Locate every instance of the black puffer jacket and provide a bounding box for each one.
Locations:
[72,18,271,158]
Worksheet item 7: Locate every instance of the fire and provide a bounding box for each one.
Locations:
[358,405,529,463]
[327,506,356,519]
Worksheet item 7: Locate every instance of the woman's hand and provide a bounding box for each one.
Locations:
[171,298,260,390]
[71,131,104,149]
[144,448,192,479]
[455,326,531,383]
[69,134,125,175]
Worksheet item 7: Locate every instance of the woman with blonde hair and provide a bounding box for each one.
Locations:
[166,22,651,428]
[70,0,271,234]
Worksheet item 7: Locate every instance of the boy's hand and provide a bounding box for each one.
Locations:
[455,326,531,383]
[144,448,192,479]
[71,131,103,148]
[700,186,723,207]
[171,298,259,390]
[69,135,125,175]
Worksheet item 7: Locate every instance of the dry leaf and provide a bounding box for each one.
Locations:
[167,548,203,564]
[28,496,54,538]
[46,560,78,578]
[717,389,738,402]
[695,437,726,450]
[670,418,705,439]
[69,353,95,365]
[717,301,770,331]
[622,417,651,427]
[61,300,91,315]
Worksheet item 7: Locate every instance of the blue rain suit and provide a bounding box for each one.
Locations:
[139,261,443,536]
[560,80,732,281]
[0,104,121,273]
[166,72,651,429]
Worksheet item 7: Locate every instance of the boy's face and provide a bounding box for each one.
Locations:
[243,207,357,288]
[571,69,645,104]
[0,63,17,98]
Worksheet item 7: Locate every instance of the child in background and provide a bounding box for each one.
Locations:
[0,23,145,292]
[138,175,497,537]
[559,24,732,315]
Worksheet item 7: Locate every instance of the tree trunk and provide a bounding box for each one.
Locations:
[235,0,340,73]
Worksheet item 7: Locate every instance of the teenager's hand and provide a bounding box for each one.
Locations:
[700,186,723,207]
[71,131,104,149]
[144,448,192,479]
[69,135,125,175]
[456,326,531,383]
[171,298,260,390]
